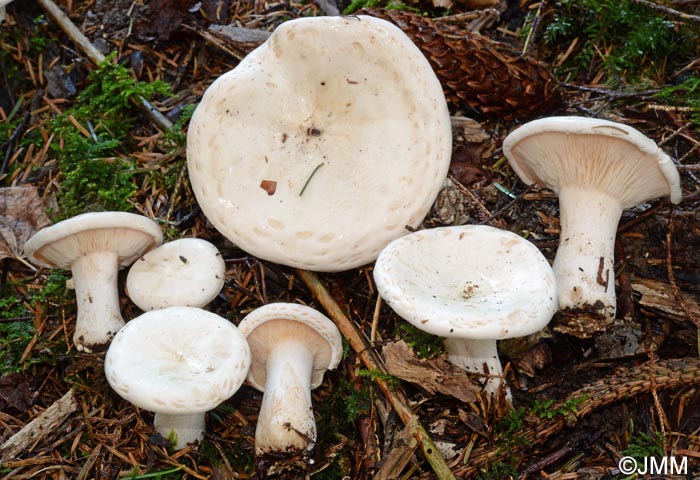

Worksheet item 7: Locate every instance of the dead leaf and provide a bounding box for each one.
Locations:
[382,340,477,403]
[0,185,51,264]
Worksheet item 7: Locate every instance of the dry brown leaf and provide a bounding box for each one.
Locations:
[382,340,477,403]
[0,185,51,264]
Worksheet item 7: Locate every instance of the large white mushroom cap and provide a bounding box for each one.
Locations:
[126,238,225,310]
[105,307,251,415]
[502,116,682,207]
[25,211,163,269]
[187,15,452,271]
[374,225,558,340]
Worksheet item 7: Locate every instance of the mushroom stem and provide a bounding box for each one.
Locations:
[443,337,505,397]
[553,187,622,323]
[71,251,125,352]
[153,412,205,449]
[256,339,315,455]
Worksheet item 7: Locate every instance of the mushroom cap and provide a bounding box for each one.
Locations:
[502,116,682,208]
[238,303,343,391]
[373,225,558,340]
[105,307,251,415]
[126,238,225,310]
[187,15,452,271]
[24,212,163,269]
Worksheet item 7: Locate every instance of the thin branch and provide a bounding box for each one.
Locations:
[296,269,457,480]
[35,0,173,132]
[631,0,700,23]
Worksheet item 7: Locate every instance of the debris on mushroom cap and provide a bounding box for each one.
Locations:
[187,15,452,271]
[24,211,164,269]
[126,238,225,310]
[105,307,251,415]
[238,303,343,391]
[502,116,682,208]
[373,225,558,340]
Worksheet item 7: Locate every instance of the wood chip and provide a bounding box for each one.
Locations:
[0,389,78,463]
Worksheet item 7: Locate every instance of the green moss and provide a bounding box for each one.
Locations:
[342,0,421,15]
[543,0,697,83]
[394,323,444,359]
[623,430,664,460]
[46,54,171,217]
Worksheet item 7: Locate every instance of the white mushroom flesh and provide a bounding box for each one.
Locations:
[374,225,558,396]
[239,304,342,455]
[187,15,452,271]
[503,117,682,335]
[105,307,251,449]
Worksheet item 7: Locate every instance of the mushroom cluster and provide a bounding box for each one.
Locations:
[21,8,684,470]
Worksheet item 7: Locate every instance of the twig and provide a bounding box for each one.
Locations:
[631,0,700,23]
[456,357,700,477]
[521,0,546,56]
[0,390,78,463]
[295,269,456,480]
[34,0,173,132]
[665,207,700,359]
[562,83,662,99]
[478,183,534,226]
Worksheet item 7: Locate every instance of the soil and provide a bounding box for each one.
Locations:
[1,0,700,479]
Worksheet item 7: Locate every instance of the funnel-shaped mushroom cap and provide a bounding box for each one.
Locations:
[187,15,452,271]
[105,307,251,415]
[502,116,682,208]
[126,238,225,310]
[25,212,163,269]
[239,303,343,391]
[374,225,558,340]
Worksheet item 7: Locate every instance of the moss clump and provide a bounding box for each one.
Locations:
[46,55,170,218]
[543,0,697,83]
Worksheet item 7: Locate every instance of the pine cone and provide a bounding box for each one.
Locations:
[361,9,560,120]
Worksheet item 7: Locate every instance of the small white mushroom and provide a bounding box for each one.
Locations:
[373,225,558,397]
[24,212,163,352]
[186,15,452,271]
[105,307,251,449]
[126,238,225,310]
[503,116,682,336]
[238,303,342,455]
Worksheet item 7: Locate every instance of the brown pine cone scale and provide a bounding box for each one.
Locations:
[361,8,560,120]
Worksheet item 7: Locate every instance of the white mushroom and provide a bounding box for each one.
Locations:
[126,238,225,310]
[187,15,452,271]
[105,307,251,449]
[24,212,163,352]
[238,303,342,455]
[503,116,682,337]
[373,225,558,397]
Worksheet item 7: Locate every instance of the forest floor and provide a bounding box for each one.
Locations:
[1,0,700,479]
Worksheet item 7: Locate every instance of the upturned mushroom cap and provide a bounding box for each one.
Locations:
[374,225,558,340]
[24,211,163,269]
[126,238,225,310]
[105,307,251,415]
[187,15,452,271]
[502,116,682,208]
[238,303,343,391]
